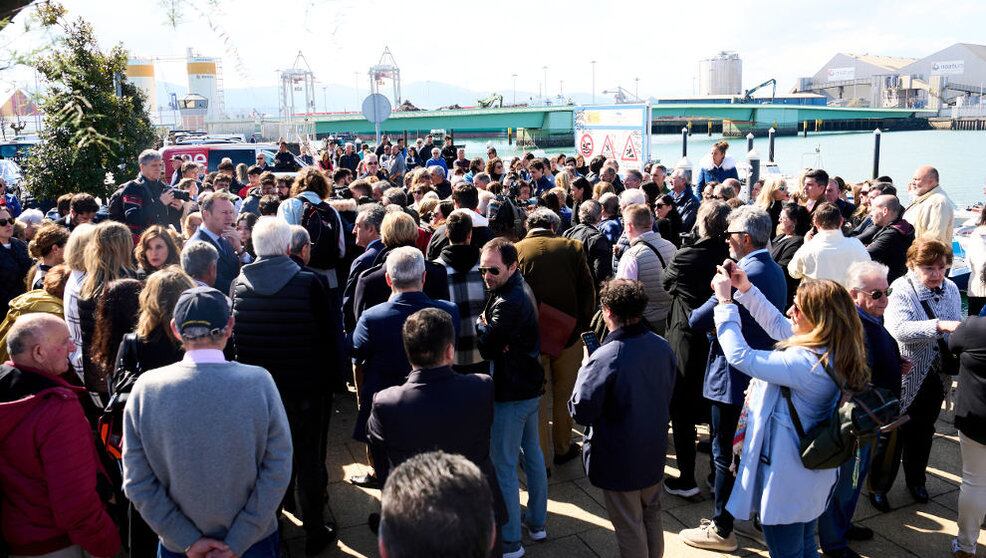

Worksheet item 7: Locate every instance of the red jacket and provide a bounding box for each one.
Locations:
[0,363,120,557]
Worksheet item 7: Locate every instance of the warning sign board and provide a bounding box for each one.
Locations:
[572,104,650,172]
[600,135,616,158]
[621,135,638,162]
[579,134,594,156]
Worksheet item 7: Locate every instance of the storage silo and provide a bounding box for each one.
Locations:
[187,51,221,121]
[126,57,157,115]
[699,52,743,96]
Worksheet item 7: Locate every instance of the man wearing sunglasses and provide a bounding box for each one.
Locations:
[818,260,903,557]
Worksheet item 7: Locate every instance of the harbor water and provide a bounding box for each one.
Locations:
[460,129,986,208]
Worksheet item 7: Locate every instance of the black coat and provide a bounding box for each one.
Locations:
[770,234,804,308]
[352,247,449,320]
[119,175,182,236]
[231,256,338,395]
[663,236,728,379]
[425,221,492,262]
[476,271,542,402]
[562,223,613,288]
[866,218,915,283]
[113,329,183,389]
[950,316,986,444]
[0,238,31,313]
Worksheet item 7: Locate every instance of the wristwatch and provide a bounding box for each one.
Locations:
[719,298,734,305]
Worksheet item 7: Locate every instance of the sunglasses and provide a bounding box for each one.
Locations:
[863,288,893,300]
[725,230,748,236]
[478,266,501,276]
[0,218,13,226]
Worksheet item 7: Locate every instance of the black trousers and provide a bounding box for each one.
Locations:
[869,372,944,492]
[710,400,742,535]
[968,296,986,318]
[670,368,707,485]
[282,393,332,532]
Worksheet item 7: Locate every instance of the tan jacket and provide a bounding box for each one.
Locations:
[903,185,955,244]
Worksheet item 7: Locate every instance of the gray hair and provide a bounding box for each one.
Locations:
[846,260,889,291]
[429,165,446,179]
[726,205,772,248]
[252,216,292,257]
[527,207,561,231]
[383,187,408,207]
[473,172,491,186]
[431,147,441,157]
[7,314,61,358]
[618,188,646,209]
[358,203,387,232]
[578,200,602,225]
[385,246,426,289]
[180,240,219,280]
[289,225,310,256]
[599,192,619,216]
[365,153,379,163]
[626,169,643,182]
[138,149,162,165]
[17,208,44,226]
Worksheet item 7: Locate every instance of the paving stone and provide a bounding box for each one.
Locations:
[523,534,598,558]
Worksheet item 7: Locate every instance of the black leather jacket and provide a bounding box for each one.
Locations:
[477,271,543,402]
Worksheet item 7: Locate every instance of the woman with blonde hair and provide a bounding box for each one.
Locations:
[78,221,137,393]
[680,268,869,557]
[135,225,181,278]
[754,177,789,236]
[62,223,97,384]
[554,170,572,192]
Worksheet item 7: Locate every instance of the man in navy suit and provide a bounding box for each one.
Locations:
[367,308,504,548]
[189,192,242,296]
[343,204,386,332]
[350,247,459,488]
[680,206,786,552]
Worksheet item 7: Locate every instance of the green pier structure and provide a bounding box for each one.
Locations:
[312,104,936,146]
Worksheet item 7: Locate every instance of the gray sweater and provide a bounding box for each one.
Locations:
[122,359,292,556]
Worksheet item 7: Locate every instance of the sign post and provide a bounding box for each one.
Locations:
[572,104,651,172]
[361,93,392,144]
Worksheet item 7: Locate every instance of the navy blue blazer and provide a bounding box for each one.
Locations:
[351,291,459,441]
[689,249,787,406]
[343,239,383,331]
[569,323,677,492]
[189,227,240,297]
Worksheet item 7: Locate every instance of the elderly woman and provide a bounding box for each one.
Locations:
[876,238,962,508]
[680,268,869,557]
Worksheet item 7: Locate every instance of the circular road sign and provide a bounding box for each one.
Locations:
[361,93,392,124]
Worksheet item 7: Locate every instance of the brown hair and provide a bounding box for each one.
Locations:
[42,264,71,299]
[135,225,181,272]
[906,237,953,268]
[812,202,843,230]
[28,223,69,259]
[137,266,196,341]
[776,279,870,391]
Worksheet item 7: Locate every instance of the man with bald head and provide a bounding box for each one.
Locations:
[904,165,954,244]
[0,314,121,558]
[865,195,915,282]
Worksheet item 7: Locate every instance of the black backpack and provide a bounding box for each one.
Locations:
[301,199,342,270]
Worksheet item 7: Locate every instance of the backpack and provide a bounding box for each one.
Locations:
[781,354,903,471]
[301,199,342,270]
[96,334,141,460]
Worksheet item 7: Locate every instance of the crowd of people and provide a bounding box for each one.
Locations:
[1,134,985,558]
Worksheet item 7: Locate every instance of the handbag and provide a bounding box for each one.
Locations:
[97,334,142,460]
[908,277,960,376]
[537,302,577,358]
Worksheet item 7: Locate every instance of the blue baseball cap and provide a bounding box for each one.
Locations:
[173,287,230,338]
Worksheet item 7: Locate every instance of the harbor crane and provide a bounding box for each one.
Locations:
[741,78,776,103]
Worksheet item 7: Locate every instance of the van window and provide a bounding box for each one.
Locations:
[207,149,256,171]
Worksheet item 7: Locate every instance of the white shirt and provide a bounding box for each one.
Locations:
[788,229,870,287]
[181,349,227,364]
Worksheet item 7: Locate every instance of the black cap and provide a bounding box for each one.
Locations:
[173,287,230,338]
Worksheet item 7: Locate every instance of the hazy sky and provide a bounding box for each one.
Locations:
[3,0,985,100]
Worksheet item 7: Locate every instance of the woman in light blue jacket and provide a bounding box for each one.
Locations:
[709,265,870,558]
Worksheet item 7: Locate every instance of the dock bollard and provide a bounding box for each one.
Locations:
[768,127,776,163]
[746,132,754,154]
[872,128,881,179]
[747,148,760,201]
[681,127,688,158]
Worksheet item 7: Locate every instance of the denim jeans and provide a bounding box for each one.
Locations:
[157,530,280,558]
[710,400,741,535]
[761,520,817,558]
[818,442,872,552]
[491,397,548,549]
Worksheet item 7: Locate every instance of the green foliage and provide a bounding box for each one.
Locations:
[24,15,156,201]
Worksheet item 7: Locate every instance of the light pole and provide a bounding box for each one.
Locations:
[591,60,597,104]
[634,77,639,101]
[321,85,327,113]
[353,72,359,111]
[512,73,517,105]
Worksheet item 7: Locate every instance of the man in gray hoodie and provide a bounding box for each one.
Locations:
[122,287,292,558]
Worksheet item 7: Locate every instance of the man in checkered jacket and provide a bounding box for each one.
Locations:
[435,211,489,374]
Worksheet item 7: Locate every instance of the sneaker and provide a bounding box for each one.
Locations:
[526,525,547,542]
[503,543,526,558]
[664,476,701,498]
[734,517,765,546]
[952,538,976,558]
[679,519,738,552]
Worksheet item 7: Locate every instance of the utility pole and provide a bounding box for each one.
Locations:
[591,60,597,104]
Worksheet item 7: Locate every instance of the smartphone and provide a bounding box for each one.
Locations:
[581,331,601,356]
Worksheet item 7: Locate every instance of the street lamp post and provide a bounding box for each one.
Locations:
[591,60,597,104]
[512,73,517,105]
[543,66,548,102]
[634,77,639,101]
